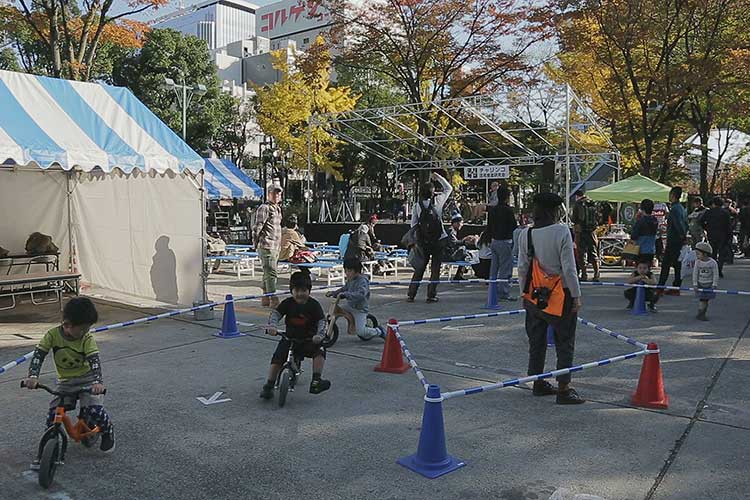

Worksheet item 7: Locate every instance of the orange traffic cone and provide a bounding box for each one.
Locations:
[374,320,410,374]
[631,342,669,409]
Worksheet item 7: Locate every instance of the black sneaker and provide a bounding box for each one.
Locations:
[310,379,331,394]
[426,297,439,303]
[259,383,274,400]
[697,312,708,321]
[532,380,557,396]
[100,425,115,453]
[648,303,657,312]
[556,388,585,405]
[626,302,634,310]
[405,296,415,303]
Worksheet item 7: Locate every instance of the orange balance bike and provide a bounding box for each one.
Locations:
[21,380,107,489]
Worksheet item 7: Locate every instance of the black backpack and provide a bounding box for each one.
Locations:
[416,199,442,244]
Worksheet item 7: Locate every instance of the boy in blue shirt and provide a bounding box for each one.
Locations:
[326,258,386,340]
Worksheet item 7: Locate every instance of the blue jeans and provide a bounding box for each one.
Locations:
[490,239,514,299]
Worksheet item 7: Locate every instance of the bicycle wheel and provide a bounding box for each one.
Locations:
[38,437,60,489]
[322,323,339,348]
[277,369,291,408]
[358,315,380,341]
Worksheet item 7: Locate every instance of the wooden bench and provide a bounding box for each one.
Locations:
[0,271,81,311]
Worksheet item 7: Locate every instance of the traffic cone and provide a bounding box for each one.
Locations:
[547,325,556,347]
[631,342,669,409]
[214,294,245,338]
[374,320,410,373]
[631,286,649,316]
[397,384,465,478]
[484,280,501,309]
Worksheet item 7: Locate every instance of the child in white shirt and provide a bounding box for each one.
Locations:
[693,241,719,321]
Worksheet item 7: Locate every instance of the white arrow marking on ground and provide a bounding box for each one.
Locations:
[441,324,484,331]
[196,391,232,405]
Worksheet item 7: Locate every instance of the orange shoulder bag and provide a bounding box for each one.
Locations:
[521,228,566,317]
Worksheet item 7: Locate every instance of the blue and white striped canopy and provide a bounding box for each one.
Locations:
[203,158,263,200]
[0,70,203,173]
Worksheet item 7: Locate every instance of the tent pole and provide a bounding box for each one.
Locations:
[307,120,312,224]
[66,171,73,273]
[200,170,208,304]
[564,83,571,221]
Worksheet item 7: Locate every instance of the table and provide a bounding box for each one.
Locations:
[207,254,259,279]
[1,252,60,274]
[0,271,80,311]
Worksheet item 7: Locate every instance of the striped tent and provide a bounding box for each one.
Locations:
[0,70,205,306]
[203,157,263,200]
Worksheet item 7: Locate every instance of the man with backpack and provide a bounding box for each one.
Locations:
[571,189,601,282]
[407,171,453,303]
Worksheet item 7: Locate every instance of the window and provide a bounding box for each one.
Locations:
[303,37,310,44]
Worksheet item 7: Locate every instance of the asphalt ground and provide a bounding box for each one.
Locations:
[1,261,749,500]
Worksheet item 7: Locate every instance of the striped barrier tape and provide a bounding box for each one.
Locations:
[578,318,648,350]
[391,324,429,392]
[395,309,525,327]
[0,351,35,375]
[441,347,653,400]
[370,278,750,297]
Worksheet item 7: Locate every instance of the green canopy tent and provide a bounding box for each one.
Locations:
[587,174,685,203]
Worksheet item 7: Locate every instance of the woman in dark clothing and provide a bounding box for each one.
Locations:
[630,199,658,265]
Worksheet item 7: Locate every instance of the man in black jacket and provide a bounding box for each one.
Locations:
[488,186,518,300]
[703,196,732,277]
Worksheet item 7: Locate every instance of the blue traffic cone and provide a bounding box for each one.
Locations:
[547,325,556,347]
[397,384,465,478]
[631,286,649,316]
[214,294,245,338]
[484,280,501,309]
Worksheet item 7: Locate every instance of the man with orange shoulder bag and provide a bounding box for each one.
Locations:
[518,192,585,405]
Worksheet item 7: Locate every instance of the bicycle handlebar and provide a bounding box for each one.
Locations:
[21,380,107,396]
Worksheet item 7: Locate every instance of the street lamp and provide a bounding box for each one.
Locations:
[163,76,208,140]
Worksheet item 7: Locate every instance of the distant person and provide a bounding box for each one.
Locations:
[687,196,707,246]
[657,187,688,297]
[407,171,453,303]
[345,214,379,262]
[444,212,471,280]
[625,258,657,311]
[278,214,308,262]
[571,188,601,282]
[739,198,750,257]
[488,185,517,300]
[471,231,493,279]
[252,185,283,307]
[487,181,500,207]
[702,196,732,278]
[630,199,658,265]
[518,192,584,405]
[693,242,719,321]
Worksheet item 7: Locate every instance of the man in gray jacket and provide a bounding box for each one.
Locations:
[252,185,283,307]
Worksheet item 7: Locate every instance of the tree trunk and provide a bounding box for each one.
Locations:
[699,131,710,198]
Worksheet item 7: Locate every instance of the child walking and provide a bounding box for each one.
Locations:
[326,258,386,340]
[23,297,115,461]
[693,241,719,321]
[260,270,330,399]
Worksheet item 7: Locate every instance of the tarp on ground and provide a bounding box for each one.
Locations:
[587,174,678,203]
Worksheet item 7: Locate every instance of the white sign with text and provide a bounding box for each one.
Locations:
[464,165,510,180]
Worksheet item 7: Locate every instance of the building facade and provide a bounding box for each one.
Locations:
[153,0,258,50]
[256,0,333,51]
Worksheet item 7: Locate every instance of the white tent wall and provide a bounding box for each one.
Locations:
[71,169,203,306]
[0,168,71,273]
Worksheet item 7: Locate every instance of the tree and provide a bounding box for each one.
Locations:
[0,0,163,81]
[326,0,553,169]
[113,29,228,154]
[211,94,259,168]
[0,48,20,71]
[555,0,693,180]
[254,36,358,176]
[679,0,750,197]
